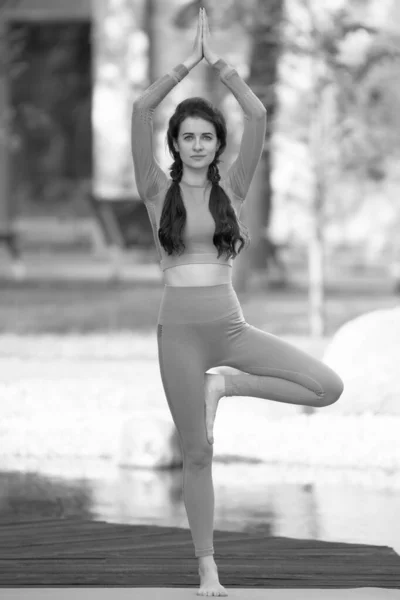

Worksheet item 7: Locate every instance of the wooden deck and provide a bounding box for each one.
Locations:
[0,517,399,589]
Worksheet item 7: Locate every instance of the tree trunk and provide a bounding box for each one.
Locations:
[0,16,11,236]
[308,170,326,337]
[233,0,284,292]
[308,70,328,338]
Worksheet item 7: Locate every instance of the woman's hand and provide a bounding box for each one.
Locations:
[202,8,219,65]
[189,7,204,65]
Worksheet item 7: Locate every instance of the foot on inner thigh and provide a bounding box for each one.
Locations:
[197,556,228,597]
[204,374,225,445]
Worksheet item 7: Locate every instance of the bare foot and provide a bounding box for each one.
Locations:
[197,562,228,596]
[204,374,225,445]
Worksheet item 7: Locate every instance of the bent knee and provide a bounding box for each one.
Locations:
[320,373,345,407]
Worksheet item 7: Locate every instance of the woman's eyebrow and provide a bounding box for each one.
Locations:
[182,132,214,135]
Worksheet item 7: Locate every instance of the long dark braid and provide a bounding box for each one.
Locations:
[170,156,183,183]
[208,161,221,186]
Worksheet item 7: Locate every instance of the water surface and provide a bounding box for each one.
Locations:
[1,459,398,557]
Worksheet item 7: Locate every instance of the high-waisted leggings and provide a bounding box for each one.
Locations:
[157,282,344,558]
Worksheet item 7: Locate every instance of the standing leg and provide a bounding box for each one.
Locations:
[157,322,228,596]
[157,323,215,558]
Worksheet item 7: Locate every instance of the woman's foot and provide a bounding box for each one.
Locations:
[204,374,225,445]
[197,556,228,596]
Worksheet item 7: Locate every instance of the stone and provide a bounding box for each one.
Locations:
[322,306,400,416]
[118,412,182,469]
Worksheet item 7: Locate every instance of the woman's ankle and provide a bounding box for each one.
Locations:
[198,555,216,569]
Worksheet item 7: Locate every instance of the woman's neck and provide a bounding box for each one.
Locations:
[180,178,209,187]
[180,167,209,187]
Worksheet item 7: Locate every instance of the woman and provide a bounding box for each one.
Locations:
[131,8,344,597]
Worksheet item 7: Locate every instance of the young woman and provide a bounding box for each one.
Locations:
[131,8,344,597]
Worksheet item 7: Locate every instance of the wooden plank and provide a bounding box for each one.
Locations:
[0,517,399,588]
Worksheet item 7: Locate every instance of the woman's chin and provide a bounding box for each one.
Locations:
[186,159,210,169]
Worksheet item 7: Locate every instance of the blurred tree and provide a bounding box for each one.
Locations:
[0,1,21,259]
[286,0,400,336]
[0,13,10,233]
[236,0,284,293]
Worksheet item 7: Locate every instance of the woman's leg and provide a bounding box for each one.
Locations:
[157,322,215,558]
[222,322,344,407]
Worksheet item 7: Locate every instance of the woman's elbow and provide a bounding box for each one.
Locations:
[257,107,267,120]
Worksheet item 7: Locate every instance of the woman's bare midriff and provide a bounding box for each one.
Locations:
[163,264,232,287]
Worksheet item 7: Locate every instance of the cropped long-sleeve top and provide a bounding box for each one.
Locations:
[131,59,266,272]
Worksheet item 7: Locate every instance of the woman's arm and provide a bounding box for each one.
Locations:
[202,9,266,201]
[213,59,267,201]
[131,64,189,202]
[131,11,203,202]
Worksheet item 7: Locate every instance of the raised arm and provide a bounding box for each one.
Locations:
[213,59,266,201]
[202,9,267,201]
[131,10,204,202]
[131,67,186,201]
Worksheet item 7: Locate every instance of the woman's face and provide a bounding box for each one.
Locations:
[173,117,220,172]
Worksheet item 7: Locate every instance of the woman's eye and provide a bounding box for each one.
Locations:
[184,136,211,140]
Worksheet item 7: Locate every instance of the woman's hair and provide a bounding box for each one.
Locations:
[158,97,250,260]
